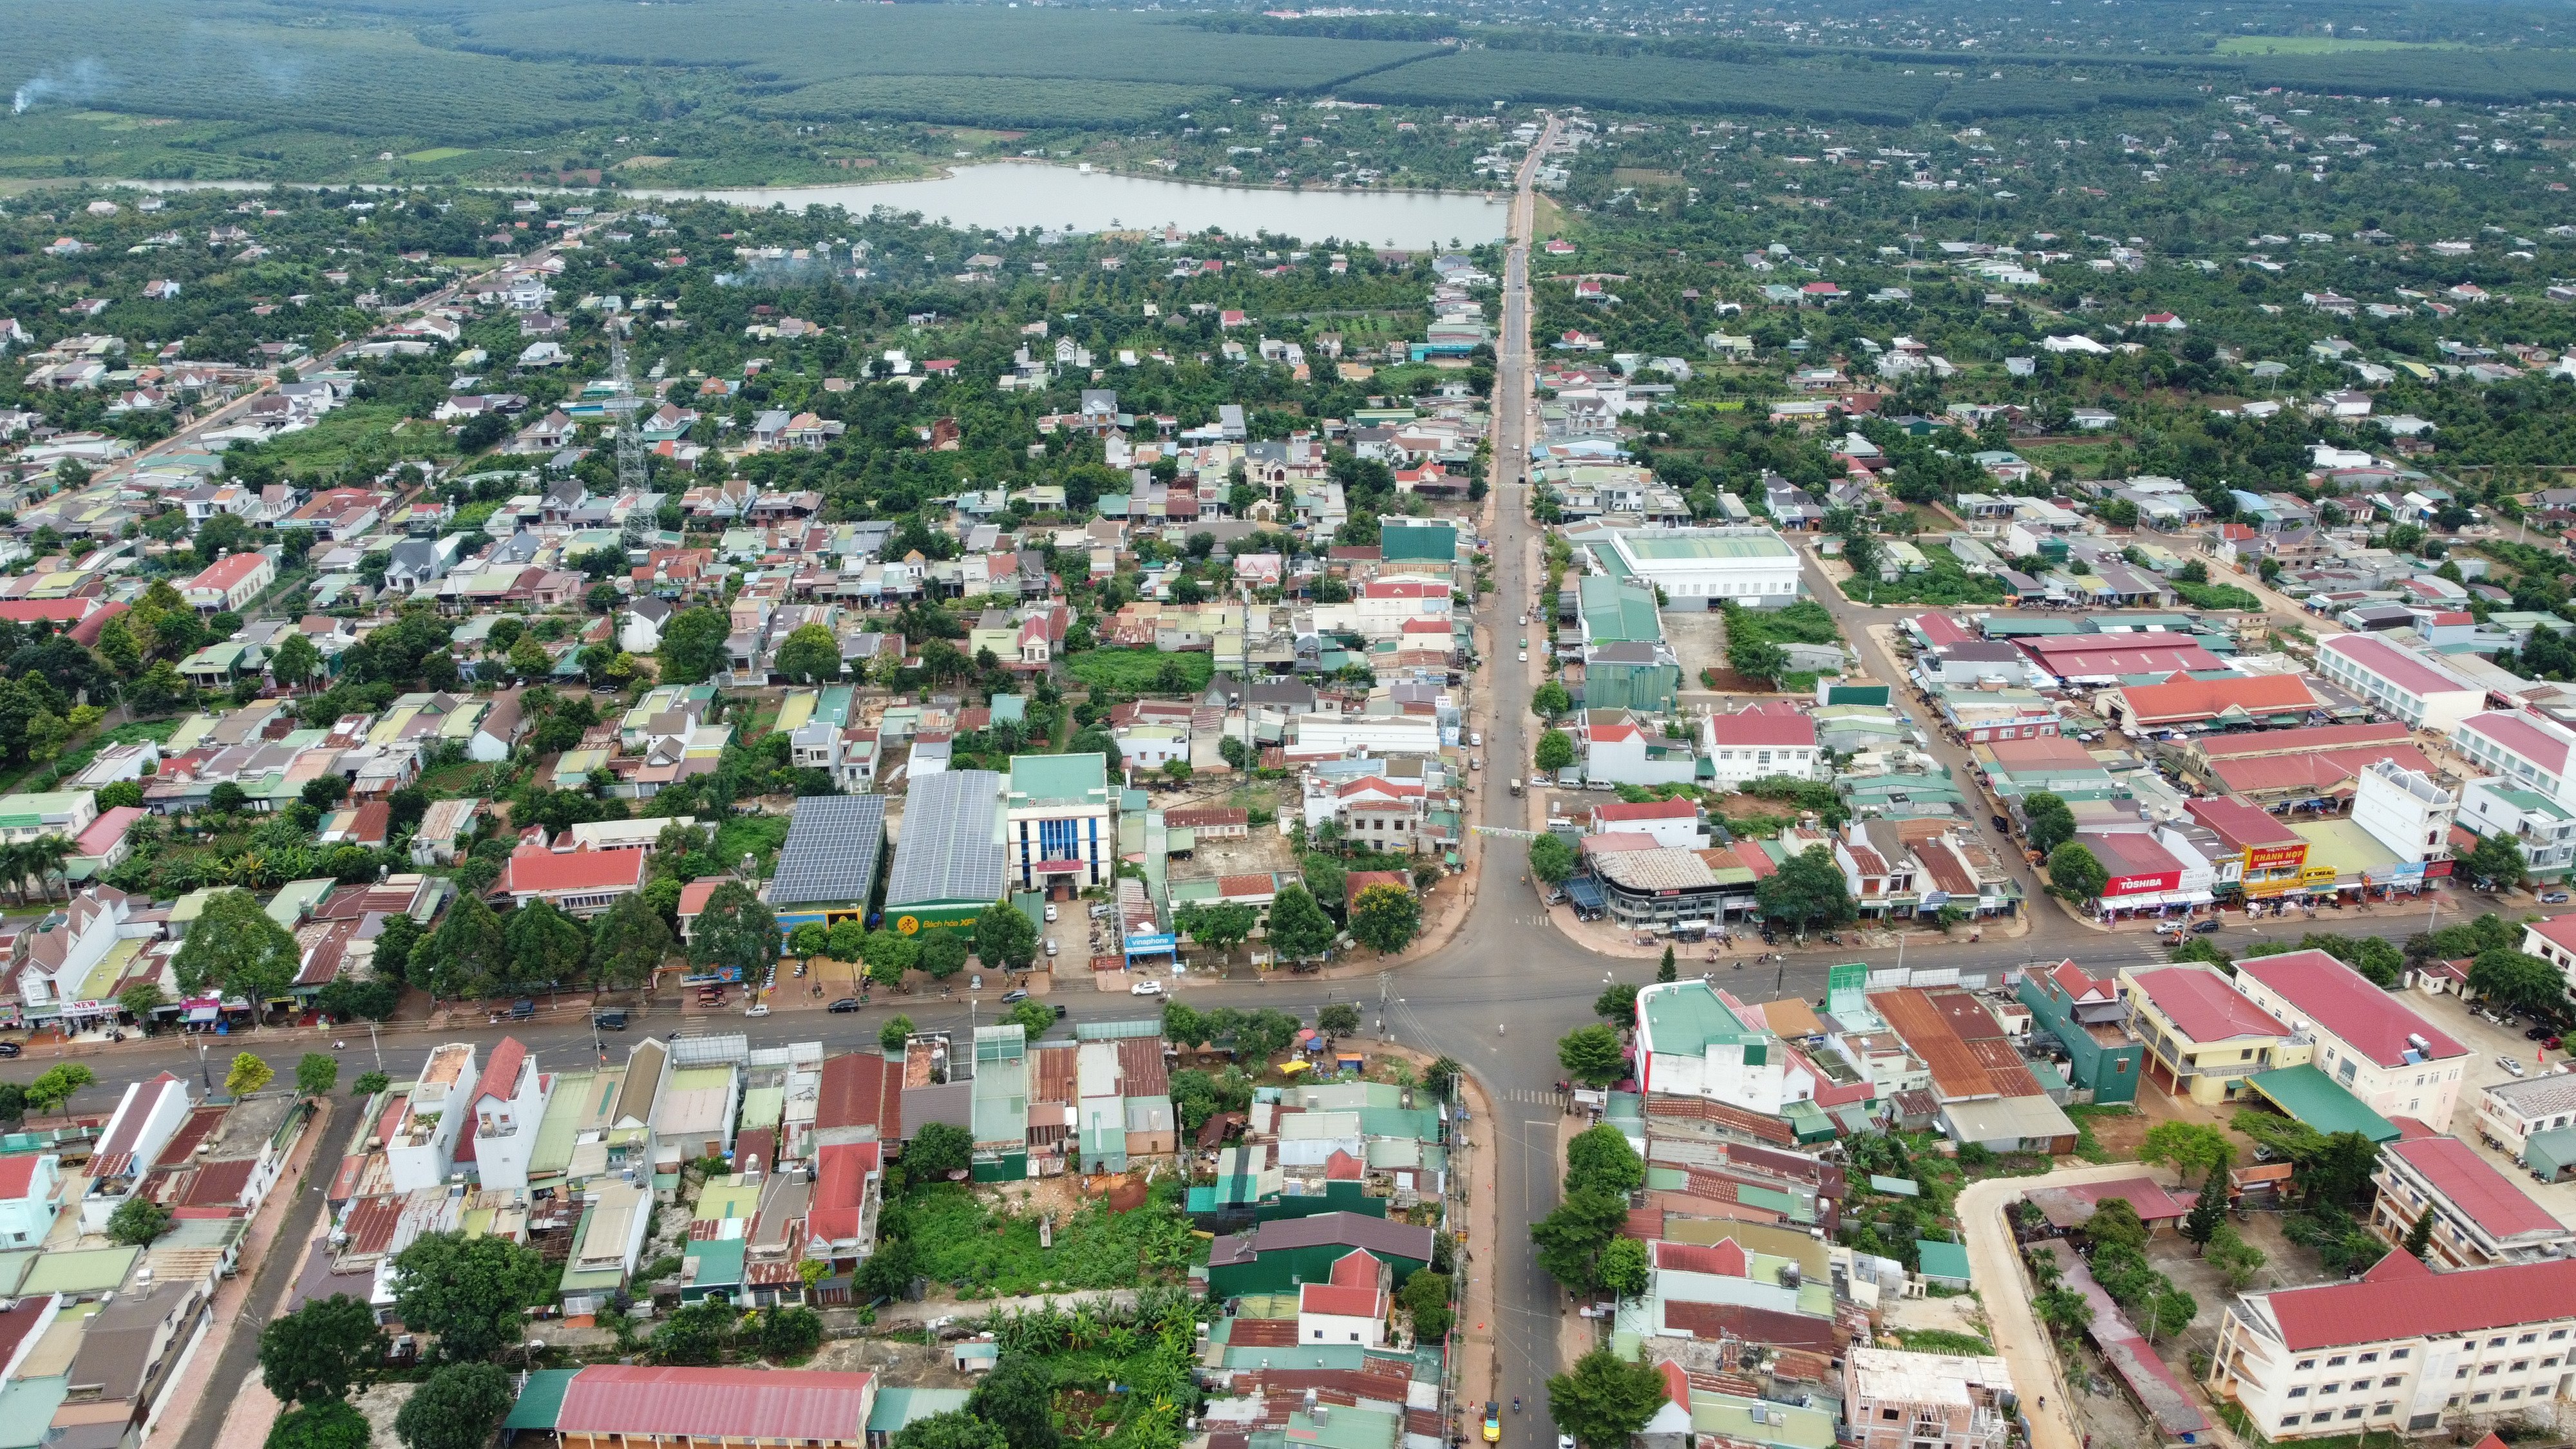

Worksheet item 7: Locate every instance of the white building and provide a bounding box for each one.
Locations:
[2350,759,2457,866]
[79,1072,195,1233]
[464,1036,551,1191]
[2316,634,2487,733]
[2458,779,2576,882]
[2231,949,2470,1128]
[1584,717,1700,788]
[2471,1070,2576,1160]
[1578,526,1805,609]
[2457,711,2576,810]
[387,1042,477,1192]
[1287,714,1443,759]
[1584,799,1709,851]
[2204,1251,2576,1441]
[1632,979,1821,1117]
[1700,707,1823,788]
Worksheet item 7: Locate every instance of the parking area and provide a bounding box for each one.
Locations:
[2401,986,2576,1226]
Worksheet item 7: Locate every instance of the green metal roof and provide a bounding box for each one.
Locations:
[1009,750,1110,806]
[2246,1064,2401,1142]
[1578,574,1663,645]
[2524,1126,2576,1177]
[1621,531,1795,562]
[1917,1238,1973,1282]
[869,1388,972,1435]
[1640,981,1758,1054]
[1379,519,1458,562]
[504,1369,580,1431]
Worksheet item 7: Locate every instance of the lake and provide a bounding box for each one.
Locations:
[639,162,1508,249]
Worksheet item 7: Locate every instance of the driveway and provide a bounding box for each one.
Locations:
[1957,1162,2187,1449]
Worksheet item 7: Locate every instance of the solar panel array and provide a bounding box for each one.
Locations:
[768,793,889,907]
[885,770,1009,907]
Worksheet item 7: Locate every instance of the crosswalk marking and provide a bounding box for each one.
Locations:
[1504,1088,1564,1104]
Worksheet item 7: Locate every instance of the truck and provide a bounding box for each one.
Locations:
[1509,777,1524,797]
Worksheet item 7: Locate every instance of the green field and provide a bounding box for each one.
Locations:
[2215,36,2468,54]
[753,77,1234,131]
[402,147,476,163]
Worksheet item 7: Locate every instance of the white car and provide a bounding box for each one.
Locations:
[744,1003,770,1018]
[1130,979,1165,996]
[1470,731,1483,747]
[1043,904,1058,923]
[1517,651,1528,662]
[2500,1054,2528,1077]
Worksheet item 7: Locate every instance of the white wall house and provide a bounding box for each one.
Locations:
[2231,949,2470,1128]
[387,1043,477,1193]
[2350,759,2457,866]
[2316,634,2486,733]
[465,1037,551,1192]
[1700,708,1823,789]
[1633,979,1820,1117]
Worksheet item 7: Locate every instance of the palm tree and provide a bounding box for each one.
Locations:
[26,835,75,902]
[0,842,33,904]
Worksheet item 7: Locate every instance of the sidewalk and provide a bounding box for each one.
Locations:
[1450,1057,1502,1444]
[148,1097,337,1449]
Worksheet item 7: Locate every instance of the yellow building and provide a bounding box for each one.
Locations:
[2117,965,2295,1106]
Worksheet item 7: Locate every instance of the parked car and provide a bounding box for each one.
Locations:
[744,1003,770,1018]
[1130,980,1165,997]
[1044,904,1059,923]
[509,998,535,1020]
[827,998,862,1013]
[1470,730,1483,748]
[1483,1405,1501,1443]
[2546,892,2571,904]
[0,1041,21,1058]
[2499,1054,2528,1077]
[591,1010,629,1031]
[1991,815,2011,833]
[1001,989,1030,1003]
[2528,1026,2555,1042]
[1517,651,1528,663]
[2192,919,2224,934]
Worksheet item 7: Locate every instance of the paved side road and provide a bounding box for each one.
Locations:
[1956,1162,2186,1449]
[164,1097,366,1449]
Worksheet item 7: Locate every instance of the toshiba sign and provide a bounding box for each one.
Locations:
[2105,871,2183,896]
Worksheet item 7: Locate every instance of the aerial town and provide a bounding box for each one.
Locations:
[5,14,2576,1449]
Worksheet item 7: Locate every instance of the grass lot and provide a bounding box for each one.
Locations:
[714,813,790,876]
[256,402,453,473]
[1840,556,2008,607]
[1068,648,1213,694]
[898,1177,1198,1298]
[2215,35,2467,53]
[2174,580,2264,611]
[402,147,474,162]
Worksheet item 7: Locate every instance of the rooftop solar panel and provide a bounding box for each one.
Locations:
[768,794,889,907]
[885,770,1008,908]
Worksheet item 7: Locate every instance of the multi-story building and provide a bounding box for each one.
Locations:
[388,1042,476,1191]
[2350,759,2458,867]
[2456,711,2576,810]
[466,1036,552,1191]
[1004,752,1116,893]
[2316,633,2487,733]
[1701,706,1822,788]
[2231,949,2470,1128]
[2471,1072,2576,1166]
[2458,779,2576,882]
[2117,965,2290,1106]
[1843,1348,2014,1449]
[2204,1250,2576,1439]
[2368,1135,2576,1269]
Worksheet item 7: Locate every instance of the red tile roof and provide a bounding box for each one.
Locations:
[497,843,645,896]
[1591,799,1700,822]
[186,553,269,594]
[1298,1282,1385,1318]
[556,1366,878,1441]
[2112,674,2323,727]
[2459,712,2571,775]
[1653,1239,1749,1277]
[2192,721,2414,759]
[2385,1135,2562,1240]
[815,1051,901,1137]
[806,1140,879,1245]
[470,1037,527,1109]
[1705,710,1817,748]
[2186,796,2304,851]
[2128,967,2288,1043]
[2234,949,2464,1066]
[2322,632,2479,699]
[2019,639,2225,677]
[0,1157,38,1198]
[2264,1248,2576,1351]
[2210,743,2436,797]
